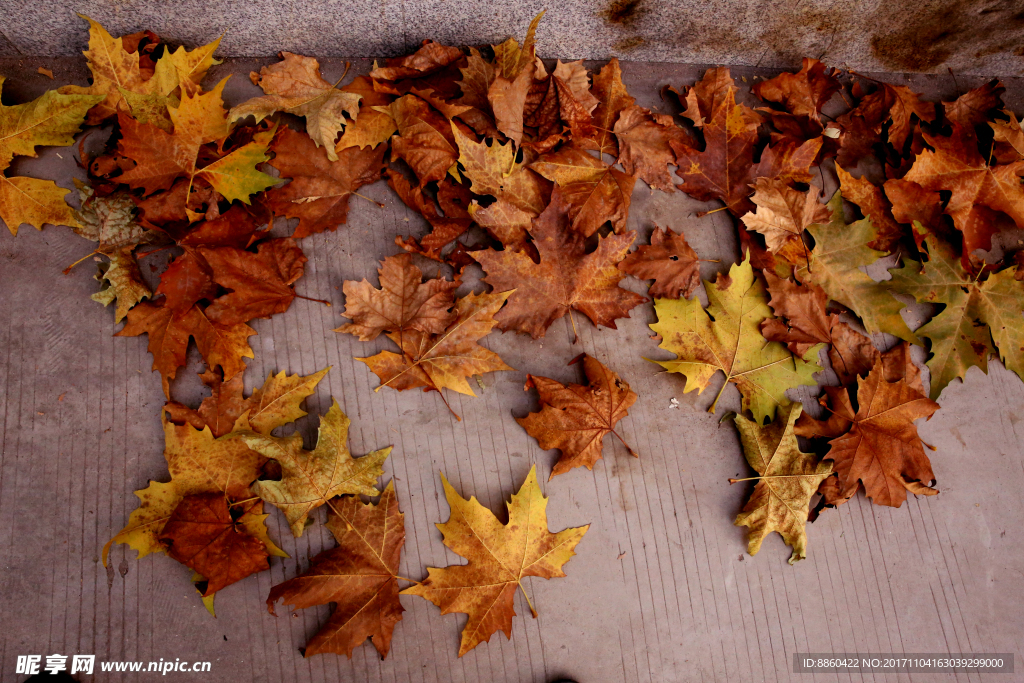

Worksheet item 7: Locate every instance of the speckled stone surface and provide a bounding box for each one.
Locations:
[2,0,1024,75]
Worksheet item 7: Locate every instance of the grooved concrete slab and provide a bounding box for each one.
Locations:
[0,58,1022,682]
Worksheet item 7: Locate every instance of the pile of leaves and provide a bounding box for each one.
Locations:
[2,10,1023,659]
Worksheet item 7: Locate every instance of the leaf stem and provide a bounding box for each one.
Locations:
[294,292,332,306]
[708,379,729,414]
[352,190,385,208]
[518,581,538,618]
[63,249,100,274]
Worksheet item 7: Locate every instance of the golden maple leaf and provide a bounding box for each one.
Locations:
[0,77,101,235]
[650,257,820,425]
[731,403,831,564]
[229,52,361,160]
[239,399,392,537]
[402,466,588,657]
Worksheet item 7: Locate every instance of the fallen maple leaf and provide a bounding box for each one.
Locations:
[402,466,588,656]
[613,105,686,192]
[731,403,831,564]
[72,182,159,253]
[835,165,905,253]
[991,109,1024,161]
[267,481,405,658]
[117,299,256,396]
[118,80,278,206]
[200,238,307,325]
[740,177,828,265]
[473,188,645,338]
[369,40,464,82]
[240,399,391,536]
[57,16,180,123]
[389,172,474,259]
[900,126,1024,259]
[160,492,270,596]
[335,253,456,341]
[91,245,152,322]
[794,192,917,342]
[105,411,289,565]
[671,67,762,215]
[943,80,1004,129]
[264,126,385,238]
[450,122,549,215]
[649,257,819,425]
[617,225,701,299]
[759,271,883,385]
[390,94,460,184]
[229,52,361,159]
[488,56,534,148]
[166,366,330,437]
[752,58,840,140]
[358,290,515,415]
[335,76,398,151]
[889,238,1023,398]
[796,361,939,508]
[517,354,637,477]
[0,78,101,234]
[581,58,634,158]
[530,143,635,236]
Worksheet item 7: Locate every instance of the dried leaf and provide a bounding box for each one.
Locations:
[733,403,831,563]
[267,482,405,658]
[517,354,637,477]
[228,53,362,159]
[473,189,645,338]
[650,257,819,425]
[530,143,635,236]
[265,126,385,238]
[241,400,391,537]
[796,362,939,508]
[402,466,588,657]
[617,225,701,299]
[336,253,456,341]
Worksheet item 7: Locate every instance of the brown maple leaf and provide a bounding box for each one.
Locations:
[165,366,330,438]
[117,299,255,396]
[390,94,460,185]
[473,188,646,339]
[796,361,939,507]
[450,122,550,216]
[266,482,405,659]
[901,126,1024,259]
[613,105,687,192]
[517,354,638,477]
[488,56,535,147]
[740,177,828,265]
[369,41,464,82]
[943,80,1004,128]
[530,143,635,237]
[336,253,457,341]
[617,225,701,299]
[389,171,473,260]
[358,290,515,416]
[581,58,635,158]
[160,492,270,596]
[671,67,763,215]
[752,58,840,140]
[836,165,905,253]
[265,126,385,239]
[200,238,307,325]
[335,75,398,151]
[177,204,266,249]
[156,249,217,315]
[836,81,935,159]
